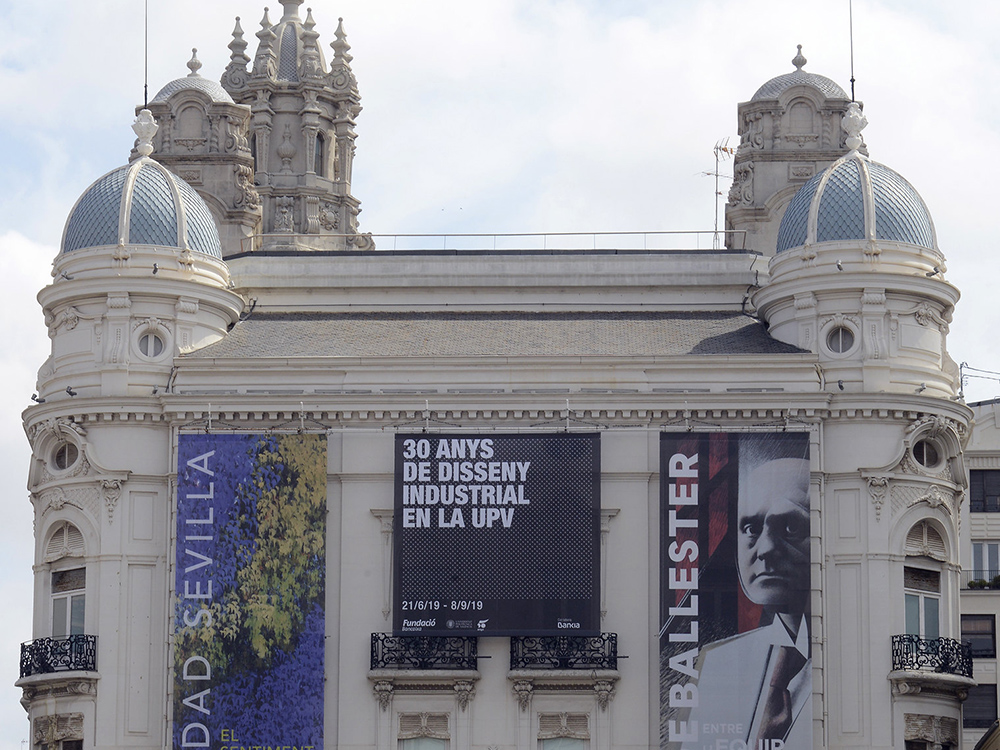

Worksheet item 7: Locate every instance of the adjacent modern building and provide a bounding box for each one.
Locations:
[17,2,997,749]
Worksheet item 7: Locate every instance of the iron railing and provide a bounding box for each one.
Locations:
[963,570,1000,589]
[370,633,478,670]
[20,635,97,678]
[891,634,972,678]
[510,633,618,670]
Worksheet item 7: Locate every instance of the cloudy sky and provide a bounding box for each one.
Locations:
[0,0,998,744]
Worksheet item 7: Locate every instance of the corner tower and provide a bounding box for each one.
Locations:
[220,0,365,246]
[726,46,858,257]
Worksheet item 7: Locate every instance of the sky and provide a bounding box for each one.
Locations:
[0,0,998,745]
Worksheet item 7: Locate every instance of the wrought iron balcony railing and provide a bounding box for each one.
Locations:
[370,633,478,670]
[510,633,618,670]
[20,635,97,678]
[891,634,972,678]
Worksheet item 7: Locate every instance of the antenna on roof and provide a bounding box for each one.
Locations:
[143,0,149,108]
[701,139,735,249]
[849,0,856,102]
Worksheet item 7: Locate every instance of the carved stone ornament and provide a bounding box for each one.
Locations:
[34,712,85,745]
[132,109,158,158]
[373,679,393,711]
[512,679,533,712]
[842,102,868,151]
[868,476,889,521]
[235,164,261,211]
[101,479,124,523]
[912,301,947,330]
[594,679,616,711]
[728,161,753,206]
[454,680,475,711]
[318,201,340,230]
[348,232,375,251]
[274,196,295,233]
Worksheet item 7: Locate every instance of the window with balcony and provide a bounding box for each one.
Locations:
[904,567,940,640]
[51,568,85,638]
[962,615,997,658]
[970,470,1000,512]
[973,541,1000,582]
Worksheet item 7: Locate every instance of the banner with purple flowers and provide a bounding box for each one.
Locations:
[174,434,327,749]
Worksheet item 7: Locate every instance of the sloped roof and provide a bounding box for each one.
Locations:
[183,311,807,359]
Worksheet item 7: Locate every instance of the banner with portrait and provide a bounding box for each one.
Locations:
[659,432,811,750]
[394,433,601,636]
[173,434,327,749]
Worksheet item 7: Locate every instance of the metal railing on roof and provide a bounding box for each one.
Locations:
[238,230,750,255]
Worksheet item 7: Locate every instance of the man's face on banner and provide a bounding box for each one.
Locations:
[737,457,810,612]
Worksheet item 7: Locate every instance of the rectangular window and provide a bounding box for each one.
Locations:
[964,683,998,728]
[962,615,997,658]
[973,542,1000,580]
[51,568,86,638]
[970,470,1000,512]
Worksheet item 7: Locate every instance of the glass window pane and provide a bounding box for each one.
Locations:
[905,593,920,635]
[924,596,939,640]
[541,740,586,750]
[70,594,85,635]
[52,597,67,638]
[964,684,998,728]
[989,544,999,576]
[975,543,985,575]
[399,740,446,750]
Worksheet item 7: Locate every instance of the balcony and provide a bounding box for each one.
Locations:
[891,634,973,678]
[963,570,1000,589]
[510,633,618,670]
[20,635,97,678]
[370,633,478,670]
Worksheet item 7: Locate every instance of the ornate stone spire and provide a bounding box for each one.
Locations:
[252,7,278,80]
[132,110,158,159]
[300,8,324,79]
[222,17,251,91]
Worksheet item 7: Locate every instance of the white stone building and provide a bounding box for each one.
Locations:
[16,2,988,750]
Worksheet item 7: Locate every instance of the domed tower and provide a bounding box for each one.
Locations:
[37,110,244,400]
[755,105,972,750]
[141,50,262,255]
[726,46,858,257]
[754,102,960,397]
[219,0,366,246]
[19,113,243,746]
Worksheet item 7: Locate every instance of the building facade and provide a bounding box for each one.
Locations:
[17,2,987,750]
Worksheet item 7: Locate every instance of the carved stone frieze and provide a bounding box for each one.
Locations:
[101,479,124,523]
[235,164,261,211]
[33,712,85,744]
[274,196,295,233]
[318,201,340,230]
[903,713,959,749]
[38,486,101,520]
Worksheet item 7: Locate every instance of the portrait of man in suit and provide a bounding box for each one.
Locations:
[687,436,812,749]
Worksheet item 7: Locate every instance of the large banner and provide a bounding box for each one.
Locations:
[660,433,811,750]
[174,434,326,749]
[394,433,600,636]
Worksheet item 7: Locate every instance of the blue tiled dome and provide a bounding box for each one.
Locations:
[775,153,935,253]
[61,159,222,258]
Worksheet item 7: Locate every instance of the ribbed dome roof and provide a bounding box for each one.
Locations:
[151,49,234,103]
[752,45,847,102]
[775,153,935,253]
[62,158,222,258]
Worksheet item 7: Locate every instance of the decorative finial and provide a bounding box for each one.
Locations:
[332,17,353,64]
[792,44,806,71]
[229,17,249,61]
[842,101,868,151]
[187,48,202,77]
[132,109,158,158]
[304,7,316,30]
[260,7,273,31]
